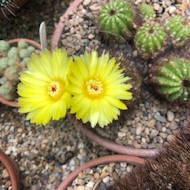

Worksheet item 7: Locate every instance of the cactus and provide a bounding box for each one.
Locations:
[0,81,15,100]
[0,40,9,52]
[150,57,190,103]
[18,40,28,49]
[98,0,136,41]
[8,58,16,66]
[0,39,38,101]
[22,57,30,64]
[27,46,35,54]
[0,57,8,68]
[8,47,18,60]
[138,3,156,20]
[4,65,20,82]
[0,77,6,85]
[0,57,8,74]
[19,49,32,58]
[135,21,167,59]
[165,16,190,47]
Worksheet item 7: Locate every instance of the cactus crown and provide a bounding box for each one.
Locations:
[98,0,136,41]
[165,16,190,46]
[138,3,156,20]
[153,57,190,102]
[135,21,167,58]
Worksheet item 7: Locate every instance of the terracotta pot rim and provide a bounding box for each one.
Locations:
[57,155,145,190]
[0,38,41,108]
[0,149,20,190]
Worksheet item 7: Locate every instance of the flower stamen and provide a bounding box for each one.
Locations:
[48,81,64,100]
[85,79,104,98]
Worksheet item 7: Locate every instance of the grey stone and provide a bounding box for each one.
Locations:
[154,113,166,123]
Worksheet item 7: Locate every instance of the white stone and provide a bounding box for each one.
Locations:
[167,111,175,121]
[83,0,91,6]
[169,6,176,14]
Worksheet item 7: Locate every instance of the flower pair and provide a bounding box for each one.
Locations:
[18,49,132,128]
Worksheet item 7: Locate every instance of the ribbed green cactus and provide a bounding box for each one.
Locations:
[138,3,155,20]
[165,16,190,46]
[135,21,167,59]
[150,57,190,102]
[98,0,136,41]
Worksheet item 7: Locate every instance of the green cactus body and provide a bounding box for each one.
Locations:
[0,57,8,69]
[165,16,190,46]
[98,0,136,41]
[27,46,35,54]
[0,81,13,95]
[138,3,155,20]
[0,40,9,53]
[18,40,28,49]
[153,57,190,102]
[0,39,37,101]
[0,81,15,100]
[0,77,6,85]
[135,21,167,59]
[19,49,32,58]
[4,65,19,81]
[8,47,18,60]
[22,57,30,64]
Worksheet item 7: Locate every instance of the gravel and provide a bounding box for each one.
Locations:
[0,0,189,190]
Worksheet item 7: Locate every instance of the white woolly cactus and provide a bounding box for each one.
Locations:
[0,40,38,100]
[0,40,9,52]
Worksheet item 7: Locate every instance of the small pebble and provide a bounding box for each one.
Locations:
[167,111,175,121]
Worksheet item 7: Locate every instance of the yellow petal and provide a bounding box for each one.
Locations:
[105,96,127,110]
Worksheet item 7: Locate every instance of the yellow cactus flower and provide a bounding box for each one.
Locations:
[18,49,72,125]
[69,51,132,128]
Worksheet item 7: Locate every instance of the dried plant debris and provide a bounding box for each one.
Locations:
[109,125,190,190]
